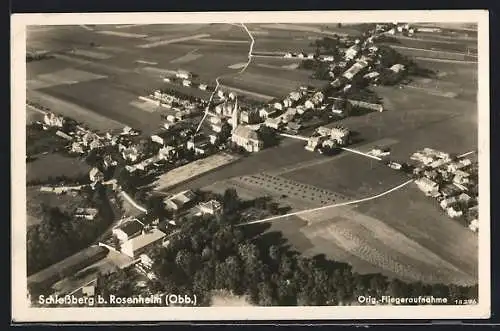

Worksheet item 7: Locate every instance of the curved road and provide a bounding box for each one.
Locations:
[195,23,256,134]
[237,179,414,226]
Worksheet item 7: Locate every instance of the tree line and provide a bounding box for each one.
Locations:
[95,189,477,307]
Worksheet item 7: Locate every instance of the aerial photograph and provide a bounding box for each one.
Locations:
[25,21,480,308]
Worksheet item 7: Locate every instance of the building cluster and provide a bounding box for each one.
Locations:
[161,70,214,92]
[411,148,478,232]
[305,125,351,152]
[108,194,224,259]
[377,23,417,36]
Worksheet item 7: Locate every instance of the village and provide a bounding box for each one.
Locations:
[25,21,480,305]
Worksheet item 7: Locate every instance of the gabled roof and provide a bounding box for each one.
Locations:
[232,125,260,141]
[115,219,143,237]
[124,228,166,253]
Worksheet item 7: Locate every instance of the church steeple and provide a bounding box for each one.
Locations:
[231,95,239,133]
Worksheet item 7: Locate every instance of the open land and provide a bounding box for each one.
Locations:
[27,24,479,286]
[27,153,91,183]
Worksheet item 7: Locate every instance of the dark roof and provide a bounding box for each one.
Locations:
[117,219,144,236]
[28,245,108,289]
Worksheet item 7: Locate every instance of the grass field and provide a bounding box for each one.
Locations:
[27,153,91,183]
[356,185,478,281]
[282,153,407,199]
[154,153,240,192]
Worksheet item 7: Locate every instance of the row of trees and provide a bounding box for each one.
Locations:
[95,189,478,307]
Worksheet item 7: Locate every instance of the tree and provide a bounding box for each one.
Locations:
[222,188,240,216]
[258,126,279,148]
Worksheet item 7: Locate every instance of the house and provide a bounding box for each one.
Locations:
[304,99,315,109]
[121,146,140,162]
[199,83,208,91]
[231,125,263,152]
[120,228,167,258]
[175,70,191,80]
[458,193,472,205]
[182,80,192,87]
[71,142,84,154]
[264,117,284,130]
[447,206,463,218]
[423,169,439,180]
[289,91,302,101]
[363,71,380,80]
[284,52,293,58]
[187,135,210,155]
[297,52,306,58]
[259,108,276,119]
[320,55,335,62]
[390,64,406,73]
[305,136,326,152]
[307,53,315,59]
[240,110,260,124]
[164,190,197,212]
[440,184,461,198]
[197,199,223,216]
[415,177,439,195]
[342,60,368,80]
[453,173,470,185]
[112,218,144,242]
[74,208,99,221]
[440,197,457,210]
[429,158,448,169]
[283,98,293,108]
[151,135,164,145]
[43,112,65,127]
[274,102,283,111]
[344,45,360,60]
[469,219,479,232]
[311,91,324,105]
[89,168,104,183]
[56,130,72,141]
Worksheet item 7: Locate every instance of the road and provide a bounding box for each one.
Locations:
[195,23,256,135]
[237,179,414,226]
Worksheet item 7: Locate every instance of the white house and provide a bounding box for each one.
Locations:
[197,200,223,216]
[74,208,99,221]
[120,228,166,258]
[89,167,104,183]
[264,117,283,130]
[151,135,164,145]
[469,219,479,232]
[259,108,276,119]
[182,79,192,87]
[176,70,192,80]
[447,206,463,218]
[415,177,439,195]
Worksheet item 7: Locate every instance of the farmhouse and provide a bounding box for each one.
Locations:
[164,190,197,212]
[56,130,72,141]
[343,60,369,80]
[120,228,166,259]
[231,125,263,152]
[112,218,144,242]
[344,45,360,60]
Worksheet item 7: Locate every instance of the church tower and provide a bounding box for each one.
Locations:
[231,95,240,133]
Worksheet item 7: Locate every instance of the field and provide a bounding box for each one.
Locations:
[282,153,407,199]
[26,153,91,183]
[385,35,477,53]
[154,153,240,192]
[265,197,476,285]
